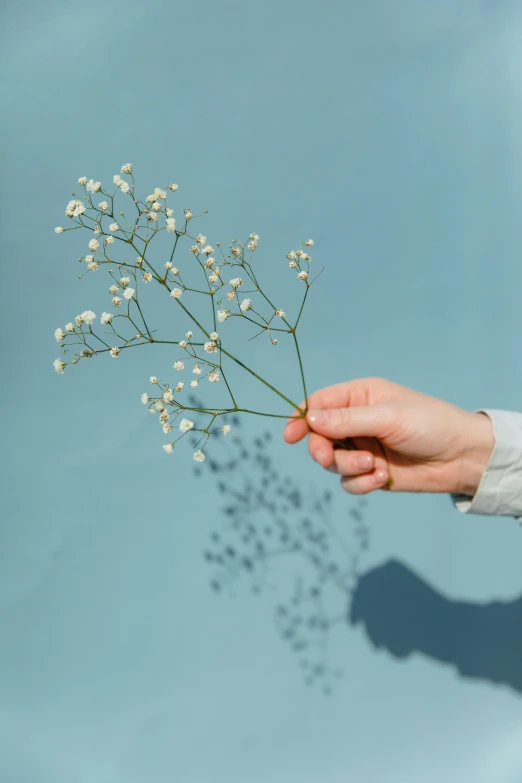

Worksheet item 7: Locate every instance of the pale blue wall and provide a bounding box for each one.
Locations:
[2,1,522,780]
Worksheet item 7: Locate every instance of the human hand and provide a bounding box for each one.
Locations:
[284,377,495,496]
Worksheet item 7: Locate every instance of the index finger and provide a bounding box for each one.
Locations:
[283,380,369,444]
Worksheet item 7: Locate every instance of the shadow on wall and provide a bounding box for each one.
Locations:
[190,398,522,697]
[351,558,522,695]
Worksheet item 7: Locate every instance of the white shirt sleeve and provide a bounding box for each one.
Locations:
[450,409,522,522]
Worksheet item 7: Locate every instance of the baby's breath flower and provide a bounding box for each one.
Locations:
[123,288,134,300]
[204,257,214,268]
[98,201,109,211]
[142,272,153,283]
[150,376,159,384]
[178,340,187,348]
[196,234,206,245]
[120,181,130,194]
[171,267,179,275]
[165,262,172,270]
[208,371,220,383]
[110,347,120,358]
[66,199,86,218]
[104,236,114,245]
[86,179,101,193]
[112,296,122,307]
[136,257,143,267]
[202,245,214,256]
[289,261,297,269]
[193,364,202,374]
[88,238,99,252]
[141,393,150,404]
[55,328,65,342]
[295,249,304,258]
[120,277,130,287]
[163,423,173,434]
[174,360,184,371]
[101,312,114,324]
[75,314,84,327]
[275,309,285,317]
[121,163,133,174]
[184,209,193,220]
[304,239,314,246]
[226,291,235,300]
[55,226,64,234]
[193,450,206,462]
[272,338,278,345]
[78,177,87,186]
[210,332,219,341]
[191,379,199,387]
[113,175,123,186]
[81,310,97,324]
[160,410,169,423]
[166,217,176,232]
[163,389,174,403]
[175,381,184,392]
[297,271,308,281]
[87,259,98,271]
[152,201,161,212]
[208,274,218,284]
[179,418,194,433]
[230,246,242,258]
[147,212,158,223]
[94,225,101,234]
[190,245,200,255]
[221,424,231,435]
[204,341,217,353]
[229,277,243,288]
[109,222,119,232]
[248,241,257,251]
[163,443,174,454]
[166,208,174,217]
[53,358,66,374]
[169,183,179,191]
[65,322,75,332]
[287,251,297,261]
[170,288,182,299]
[240,298,252,312]
[185,331,193,340]
[147,187,165,202]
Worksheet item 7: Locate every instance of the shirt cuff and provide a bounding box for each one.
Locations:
[450,409,522,522]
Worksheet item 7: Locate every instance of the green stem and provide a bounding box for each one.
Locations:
[292,332,308,412]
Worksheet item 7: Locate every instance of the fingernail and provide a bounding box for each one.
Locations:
[373,470,388,486]
[313,450,324,466]
[308,410,328,426]
[356,454,373,471]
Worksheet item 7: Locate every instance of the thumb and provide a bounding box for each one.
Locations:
[307,404,390,440]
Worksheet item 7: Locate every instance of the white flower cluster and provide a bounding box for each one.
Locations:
[53,165,313,464]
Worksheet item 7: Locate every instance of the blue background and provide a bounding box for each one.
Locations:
[2,0,522,780]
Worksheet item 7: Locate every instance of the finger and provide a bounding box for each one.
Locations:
[330,449,376,476]
[284,415,309,444]
[284,379,381,443]
[308,432,336,468]
[307,404,390,441]
[340,468,390,495]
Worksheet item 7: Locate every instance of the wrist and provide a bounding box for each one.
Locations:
[456,412,495,496]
